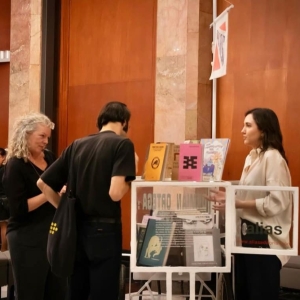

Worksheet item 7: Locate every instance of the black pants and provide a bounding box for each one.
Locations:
[234,253,281,300]
[234,219,282,300]
[7,230,67,300]
[68,221,122,300]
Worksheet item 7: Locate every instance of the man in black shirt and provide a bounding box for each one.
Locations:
[37,102,137,300]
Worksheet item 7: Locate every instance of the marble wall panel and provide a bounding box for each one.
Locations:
[155,0,202,143]
[156,0,188,58]
[9,0,42,137]
[155,55,186,143]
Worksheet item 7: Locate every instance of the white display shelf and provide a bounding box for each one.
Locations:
[230,185,299,256]
[130,180,233,300]
[130,180,299,300]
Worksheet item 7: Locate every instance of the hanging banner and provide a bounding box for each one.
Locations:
[210,11,229,80]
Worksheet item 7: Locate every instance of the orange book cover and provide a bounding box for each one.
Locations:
[143,143,168,181]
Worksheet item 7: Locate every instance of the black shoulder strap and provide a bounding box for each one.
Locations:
[67,144,76,199]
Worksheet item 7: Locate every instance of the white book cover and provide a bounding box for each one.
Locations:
[200,138,230,182]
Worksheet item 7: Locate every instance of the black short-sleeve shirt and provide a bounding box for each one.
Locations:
[41,131,136,219]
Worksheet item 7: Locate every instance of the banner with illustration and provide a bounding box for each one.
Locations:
[210,11,229,80]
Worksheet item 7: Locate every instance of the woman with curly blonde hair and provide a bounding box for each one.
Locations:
[3,112,66,300]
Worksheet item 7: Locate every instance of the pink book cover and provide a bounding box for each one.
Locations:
[178,144,202,181]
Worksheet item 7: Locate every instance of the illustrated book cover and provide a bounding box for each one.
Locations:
[183,227,222,267]
[200,138,230,182]
[137,219,176,266]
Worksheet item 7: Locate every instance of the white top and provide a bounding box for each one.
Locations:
[236,148,292,266]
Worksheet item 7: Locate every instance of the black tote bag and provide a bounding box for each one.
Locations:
[47,192,77,278]
[47,147,77,278]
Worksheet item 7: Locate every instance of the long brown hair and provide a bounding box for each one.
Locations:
[245,108,288,164]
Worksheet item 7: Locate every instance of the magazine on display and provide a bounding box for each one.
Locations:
[142,143,178,181]
[178,143,203,181]
[137,219,176,267]
[183,227,222,267]
[142,143,168,181]
[200,138,230,182]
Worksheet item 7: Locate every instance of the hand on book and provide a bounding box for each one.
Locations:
[205,189,226,211]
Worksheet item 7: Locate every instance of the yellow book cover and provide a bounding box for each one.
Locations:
[143,143,168,181]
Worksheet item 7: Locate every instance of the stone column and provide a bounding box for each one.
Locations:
[9,0,42,137]
[155,0,212,143]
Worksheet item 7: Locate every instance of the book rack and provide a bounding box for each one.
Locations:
[130,180,299,300]
[130,181,232,300]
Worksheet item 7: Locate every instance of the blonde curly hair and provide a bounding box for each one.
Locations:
[6,112,55,162]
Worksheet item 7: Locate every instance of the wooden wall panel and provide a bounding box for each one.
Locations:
[0,64,9,148]
[217,0,300,185]
[58,0,156,250]
[217,0,300,251]
[0,0,10,148]
[68,0,155,87]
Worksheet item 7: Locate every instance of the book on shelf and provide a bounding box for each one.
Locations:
[142,142,179,181]
[171,144,180,180]
[200,138,230,182]
[183,227,222,267]
[137,219,176,266]
[152,210,185,266]
[142,143,168,181]
[136,224,147,259]
[178,143,203,181]
[157,142,175,181]
[136,222,146,237]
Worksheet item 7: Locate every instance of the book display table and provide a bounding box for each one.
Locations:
[130,181,233,300]
[129,180,298,300]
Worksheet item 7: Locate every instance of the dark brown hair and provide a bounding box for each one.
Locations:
[245,108,288,163]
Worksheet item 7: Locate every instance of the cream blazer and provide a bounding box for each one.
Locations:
[236,148,292,266]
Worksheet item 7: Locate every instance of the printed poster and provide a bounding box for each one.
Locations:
[210,11,229,80]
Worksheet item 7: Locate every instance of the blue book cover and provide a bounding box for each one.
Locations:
[137,219,175,266]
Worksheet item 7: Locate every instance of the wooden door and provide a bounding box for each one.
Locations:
[57,0,157,250]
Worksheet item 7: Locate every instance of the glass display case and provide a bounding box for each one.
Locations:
[229,185,298,256]
[129,181,298,300]
[130,180,233,300]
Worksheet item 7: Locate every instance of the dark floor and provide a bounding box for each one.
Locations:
[128,281,300,299]
[279,288,300,300]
